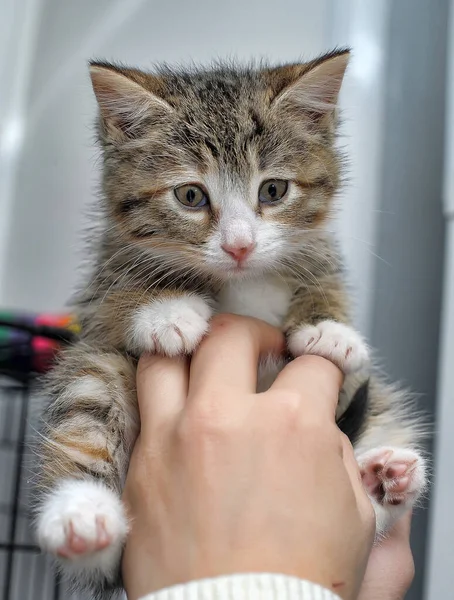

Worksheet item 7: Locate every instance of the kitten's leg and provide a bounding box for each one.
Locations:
[128,293,212,355]
[356,447,427,538]
[86,290,213,356]
[284,274,369,374]
[35,346,137,589]
[36,292,212,590]
[283,277,369,420]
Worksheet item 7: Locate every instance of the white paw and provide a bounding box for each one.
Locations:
[288,320,369,373]
[129,295,212,356]
[357,447,426,536]
[36,480,128,580]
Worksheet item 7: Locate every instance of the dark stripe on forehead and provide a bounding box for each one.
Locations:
[204,138,220,159]
[250,110,265,137]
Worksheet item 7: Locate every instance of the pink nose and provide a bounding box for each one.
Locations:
[221,242,255,262]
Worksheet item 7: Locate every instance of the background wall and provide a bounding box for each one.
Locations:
[0,0,387,333]
[426,0,454,596]
[0,1,449,599]
[370,1,448,598]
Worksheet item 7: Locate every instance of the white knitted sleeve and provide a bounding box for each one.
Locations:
[138,574,342,600]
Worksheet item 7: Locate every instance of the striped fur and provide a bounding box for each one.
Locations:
[34,51,427,598]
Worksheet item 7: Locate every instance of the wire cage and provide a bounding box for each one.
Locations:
[0,314,86,600]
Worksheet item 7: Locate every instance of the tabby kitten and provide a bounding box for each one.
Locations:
[35,49,426,598]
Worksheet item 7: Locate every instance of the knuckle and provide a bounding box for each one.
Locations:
[263,391,306,435]
[302,421,342,452]
[177,396,231,442]
[264,392,342,444]
[209,313,244,332]
[273,391,303,421]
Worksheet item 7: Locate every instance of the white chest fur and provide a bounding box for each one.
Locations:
[216,275,292,327]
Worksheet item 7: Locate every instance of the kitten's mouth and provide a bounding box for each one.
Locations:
[226,256,250,271]
[233,260,247,270]
[226,261,256,278]
[202,254,262,280]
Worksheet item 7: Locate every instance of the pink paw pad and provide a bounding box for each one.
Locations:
[57,516,112,559]
[359,447,425,508]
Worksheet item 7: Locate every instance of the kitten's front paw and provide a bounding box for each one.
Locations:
[130,295,212,356]
[358,447,426,536]
[288,320,369,373]
[36,480,128,581]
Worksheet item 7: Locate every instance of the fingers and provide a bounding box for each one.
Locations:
[341,435,375,518]
[341,435,364,496]
[189,314,285,396]
[270,355,343,422]
[340,436,376,550]
[135,315,283,432]
[136,353,189,434]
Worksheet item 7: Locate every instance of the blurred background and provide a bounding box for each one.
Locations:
[0,0,453,598]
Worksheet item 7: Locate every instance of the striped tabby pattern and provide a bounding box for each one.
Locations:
[34,50,427,599]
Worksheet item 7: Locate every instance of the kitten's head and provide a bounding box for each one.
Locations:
[90,50,349,280]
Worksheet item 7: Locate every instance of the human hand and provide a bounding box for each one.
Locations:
[358,512,414,600]
[122,314,375,600]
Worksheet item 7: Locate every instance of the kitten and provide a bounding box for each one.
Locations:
[34,49,427,598]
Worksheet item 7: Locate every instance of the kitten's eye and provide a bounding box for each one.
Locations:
[174,184,209,208]
[259,179,288,204]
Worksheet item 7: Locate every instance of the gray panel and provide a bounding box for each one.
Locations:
[370,1,449,598]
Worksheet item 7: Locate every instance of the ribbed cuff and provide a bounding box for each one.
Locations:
[138,573,342,600]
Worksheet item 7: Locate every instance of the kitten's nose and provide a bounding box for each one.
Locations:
[221,242,255,263]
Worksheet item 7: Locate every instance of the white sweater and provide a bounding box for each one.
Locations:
[138,574,342,600]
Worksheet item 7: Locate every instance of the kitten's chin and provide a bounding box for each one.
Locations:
[217,263,269,281]
[233,265,266,278]
[201,256,272,281]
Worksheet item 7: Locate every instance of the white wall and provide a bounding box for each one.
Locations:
[0,0,389,336]
[0,0,43,297]
[330,0,390,334]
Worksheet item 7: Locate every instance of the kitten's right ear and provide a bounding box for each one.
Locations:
[89,62,172,140]
[267,49,350,126]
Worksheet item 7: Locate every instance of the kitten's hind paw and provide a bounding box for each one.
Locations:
[288,320,369,374]
[130,294,212,356]
[36,480,128,582]
[357,447,426,536]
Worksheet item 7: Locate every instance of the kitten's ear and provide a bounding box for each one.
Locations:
[89,61,172,140]
[269,49,350,119]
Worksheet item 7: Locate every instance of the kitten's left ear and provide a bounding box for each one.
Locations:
[89,61,173,142]
[269,49,350,118]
